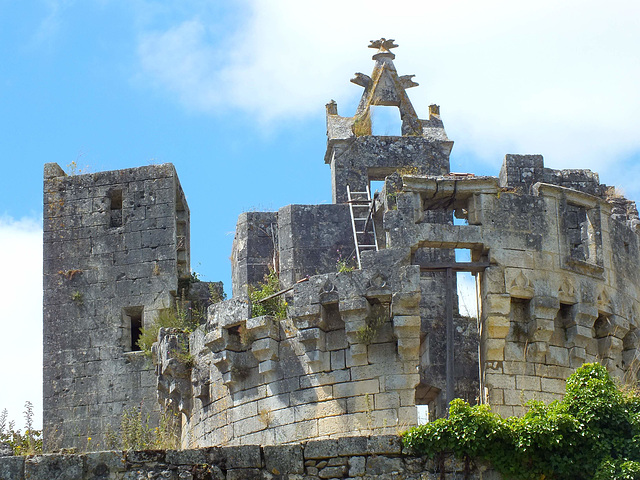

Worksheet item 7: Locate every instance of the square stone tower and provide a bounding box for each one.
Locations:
[43,162,190,450]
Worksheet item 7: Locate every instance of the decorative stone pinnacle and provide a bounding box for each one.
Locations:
[369,38,398,60]
[368,38,398,51]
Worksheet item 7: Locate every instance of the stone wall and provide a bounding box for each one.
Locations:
[392,160,640,416]
[0,436,501,479]
[169,266,423,448]
[43,163,190,451]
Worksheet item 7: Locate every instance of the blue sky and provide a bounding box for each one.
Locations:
[1,0,639,429]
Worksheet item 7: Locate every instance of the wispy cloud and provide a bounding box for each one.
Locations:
[0,215,43,429]
[135,0,640,192]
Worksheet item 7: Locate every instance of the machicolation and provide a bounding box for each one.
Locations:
[12,38,640,478]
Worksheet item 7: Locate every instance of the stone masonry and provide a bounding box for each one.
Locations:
[43,163,191,450]
[40,39,640,455]
[0,435,502,479]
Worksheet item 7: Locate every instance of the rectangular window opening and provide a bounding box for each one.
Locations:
[456,271,477,319]
[124,306,143,352]
[370,105,402,136]
[109,189,123,228]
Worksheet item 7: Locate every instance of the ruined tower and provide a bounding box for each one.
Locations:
[42,39,640,452]
[43,163,190,450]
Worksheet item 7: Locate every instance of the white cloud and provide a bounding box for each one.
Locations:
[0,215,43,430]
[136,0,640,198]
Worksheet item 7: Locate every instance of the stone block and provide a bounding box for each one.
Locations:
[24,454,83,480]
[84,451,126,476]
[483,339,505,361]
[251,338,279,362]
[382,373,419,391]
[290,386,333,406]
[330,350,346,370]
[226,468,262,480]
[0,456,24,480]
[348,455,366,477]
[367,435,402,455]
[485,295,511,316]
[337,436,369,456]
[334,379,380,398]
[392,315,421,337]
[366,455,405,475]
[222,445,262,468]
[485,315,510,339]
[541,377,566,395]
[305,439,338,459]
[546,346,570,366]
[516,375,541,391]
[484,373,515,390]
[367,342,397,363]
[374,392,400,410]
[397,337,420,360]
[263,444,304,475]
[319,465,348,478]
[346,344,369,367]
[326,330,348,350]
[502,361,535,375]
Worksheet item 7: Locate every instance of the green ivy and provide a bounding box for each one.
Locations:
[402,363,640,480]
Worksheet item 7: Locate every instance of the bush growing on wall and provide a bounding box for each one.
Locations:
[402,363,640,480]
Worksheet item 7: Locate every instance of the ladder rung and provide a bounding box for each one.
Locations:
[359,245,377,248]
[350,191,368,194]
[354,217,369,221]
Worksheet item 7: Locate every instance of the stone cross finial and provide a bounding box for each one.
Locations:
[369,38,398,51]
[369,38,398,60]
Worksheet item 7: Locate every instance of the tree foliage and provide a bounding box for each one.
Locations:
[402,363,640,479]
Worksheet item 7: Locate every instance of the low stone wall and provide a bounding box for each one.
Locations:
[0,435,501,479]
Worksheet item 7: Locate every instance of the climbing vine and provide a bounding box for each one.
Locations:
[402,363,640,480]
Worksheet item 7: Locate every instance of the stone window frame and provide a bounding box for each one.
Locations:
[123,306,144,352]
[108,188,123,228]
[534,183,609,278]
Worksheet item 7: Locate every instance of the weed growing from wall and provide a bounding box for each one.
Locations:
[137,302,198,356]
[104,405,179,451]
[249,269,287,319]
[336,249,356,273]
[357,303,389,345]
[402,363,640,480]
[0,402,42,455]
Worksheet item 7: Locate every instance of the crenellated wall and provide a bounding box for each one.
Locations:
[161,266,423,447]
[42,39,640,455]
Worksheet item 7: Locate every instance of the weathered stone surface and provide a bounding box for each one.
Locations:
[42,40,640,457]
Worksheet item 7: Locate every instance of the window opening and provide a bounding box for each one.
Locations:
[457,271,477,318]
[109,189,123,228]
[557,303,572,343]
[453,212,468,225]
[416,405,429,425]
[369,180,385,195]
[123,307,143,351]
[566,204,588,261]
[370,105,402,136]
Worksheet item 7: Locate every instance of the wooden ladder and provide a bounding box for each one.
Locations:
[347,185,379,269]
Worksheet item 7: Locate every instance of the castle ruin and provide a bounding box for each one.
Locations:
[42,39,640,452]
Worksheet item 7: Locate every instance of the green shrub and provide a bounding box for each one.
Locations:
[105,405,179,451]
[137,303,199,356]
[249,269,287,319]
[402,363,640,480]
